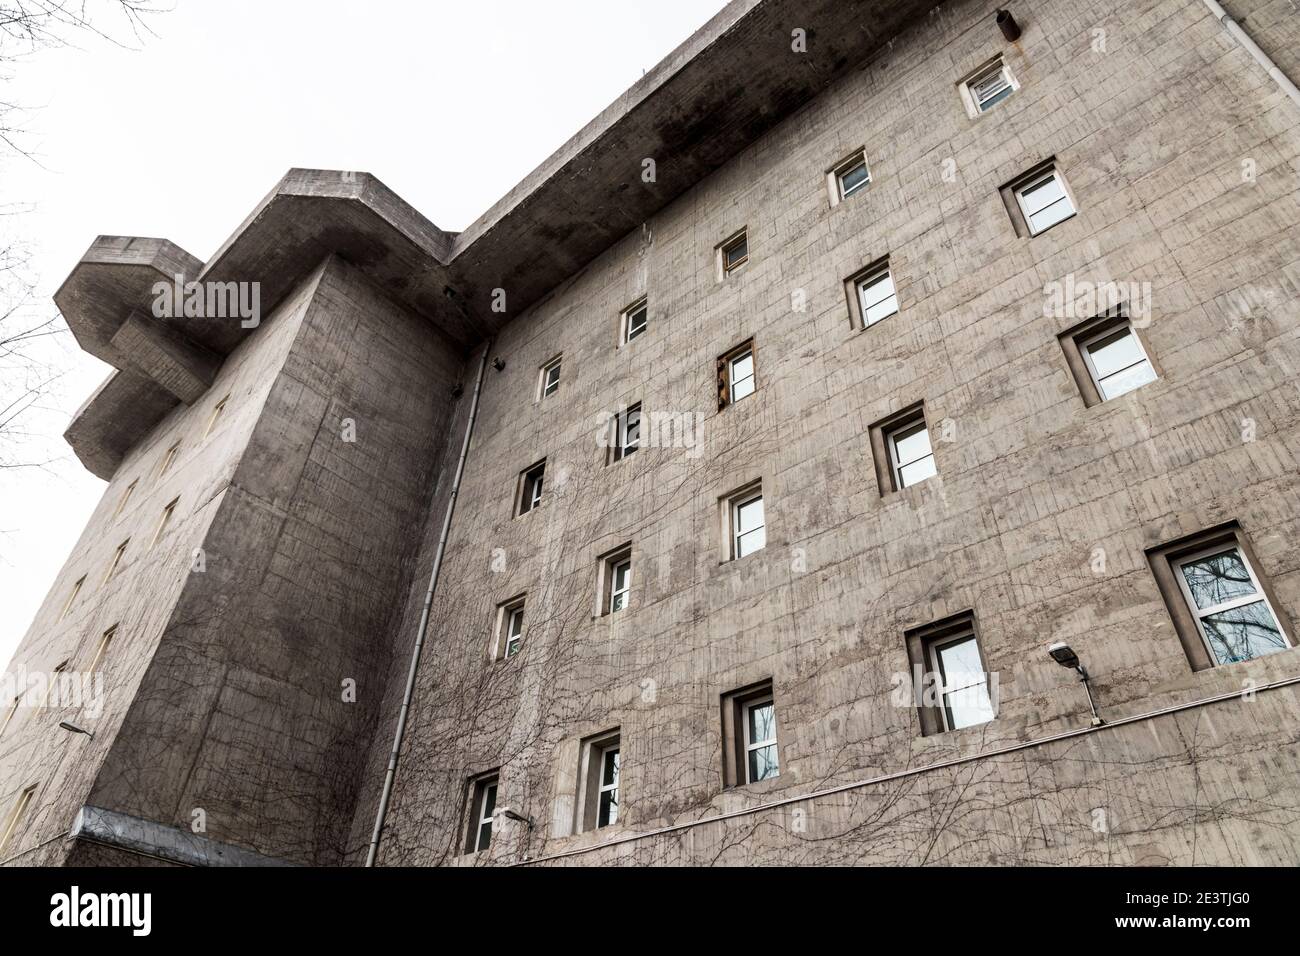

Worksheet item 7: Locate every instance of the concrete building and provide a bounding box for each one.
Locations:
[3,0,1300,866]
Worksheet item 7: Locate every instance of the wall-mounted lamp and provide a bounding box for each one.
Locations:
[497,807,533,828]
[1048,642,1103,726]
[492,357,506,372]
[58,720,94,739]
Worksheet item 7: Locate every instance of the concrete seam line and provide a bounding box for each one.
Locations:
[1200,0,1300,108]
[516,674,1300,865]
[365,342,493,867]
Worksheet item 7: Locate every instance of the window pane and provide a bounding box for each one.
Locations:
[898,455,937,488]
[839,160,869,196]
[936,637,985,689]
[736,526,766,557]
[731,353,753,383]
[725,236,748,268]
[748,702,775,743]
[732,374,755,402]
[477,820,492,850]
[1202,600,1287,665]
[1027,196,1074,233]
[892,425,932,466]
[736,497,764,534]
[1086,329,1144,378]
[627,308,646,339]
[1180,549,1257,609]
[613,563,630,592]
[1020,174,1066,215]
[860,272,899,325]
[1097,361,1156,401]
[944,683,995,730]
[748,744,779,781]
[598,788,619,827]
[1181,549,1256,609]
[603,748,620,786]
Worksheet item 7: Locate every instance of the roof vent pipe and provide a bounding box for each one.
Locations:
[996,9,1021,42]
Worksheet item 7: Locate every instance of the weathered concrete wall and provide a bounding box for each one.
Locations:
[0,264,319,864]
[81,257,463,865]
[356,0,1300,865]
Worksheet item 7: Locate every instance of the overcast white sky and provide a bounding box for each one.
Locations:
[0,0,728,669]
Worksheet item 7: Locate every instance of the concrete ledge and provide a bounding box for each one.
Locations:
[70,805,296,867]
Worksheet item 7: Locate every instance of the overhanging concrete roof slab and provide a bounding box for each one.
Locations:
[58,0,938,479]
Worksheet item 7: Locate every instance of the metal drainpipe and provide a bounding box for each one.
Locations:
[1201,0,1300,108]
[365,342,492,867]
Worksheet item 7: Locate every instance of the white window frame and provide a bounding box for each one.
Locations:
[596,744,620,828]
[622,300,647,345]
[609,557,631,614]
[719,230,749,277]
[856,266,899,328]
[730,489,766,560]
[499,601,525,659]
[1014,167,1076,236]
[539,355,562,400]
[728,346,755,404]
[742,697,778,783]
[518,461,545,516]
[470,776,498,853]
[927,634,993,732]
[961,58,1018,116]
[611,403,640,462]
[1079,322,1156,402]
[887,419,936,490]
[829,150,871,204]
[1172,544,1290,666]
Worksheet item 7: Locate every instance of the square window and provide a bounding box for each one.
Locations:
[517,460,545,516]
[871,403,937,494]
[1081,325,1157,401]
[1059,312,1157,407]
[846,259,899,329]
[961,58,1017,115]
[464,773,499,854]
[904,611,995,736]
[577,730,621,831]
[1012,166,1076,236]
[723,483,766,561]
[721,680,779,787]
[539,355,562,400]
[1147,524,1292,670]
[494,598,525,660]
[828,150,871,205]
[719,230,749,276]
[716,340,756,409]
[622,299,647,344]
[609,403,641,464]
